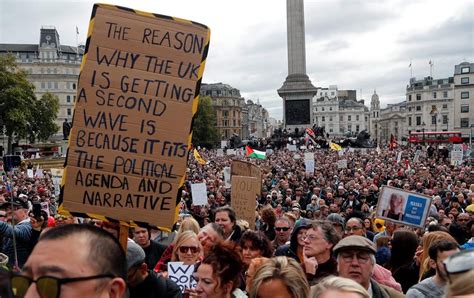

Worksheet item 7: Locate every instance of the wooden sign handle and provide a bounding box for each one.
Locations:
[119,224,129,254]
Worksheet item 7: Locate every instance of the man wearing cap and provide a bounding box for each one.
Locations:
[342,191,361,212]
[127,239,181,298]
[0,197,32,268]
[334,235,404,298]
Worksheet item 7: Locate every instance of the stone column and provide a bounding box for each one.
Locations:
[287,0,306,76]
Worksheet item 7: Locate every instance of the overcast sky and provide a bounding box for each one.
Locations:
[1,0,472,120]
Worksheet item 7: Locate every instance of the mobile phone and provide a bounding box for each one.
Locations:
[33,203,42,219]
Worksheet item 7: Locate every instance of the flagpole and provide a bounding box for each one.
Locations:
[409,59,412,78]
[75,26,79,57]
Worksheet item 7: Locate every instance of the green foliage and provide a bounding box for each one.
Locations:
[192,96,219,148]
[0,54,36,152]
[29,92,60,142]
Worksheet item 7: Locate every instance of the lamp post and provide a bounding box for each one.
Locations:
[422,122,426,144]
[470,124,474,150]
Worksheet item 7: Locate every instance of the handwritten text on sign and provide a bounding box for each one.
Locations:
[62,5,210,228]
[231,176,258,230]
[168,262,197,293]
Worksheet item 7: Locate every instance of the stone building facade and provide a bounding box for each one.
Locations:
[0,27,83,141]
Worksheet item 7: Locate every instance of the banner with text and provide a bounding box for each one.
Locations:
[61,4,210,229]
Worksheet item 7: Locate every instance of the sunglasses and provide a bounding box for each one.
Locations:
[10,273,114,298]
[275,227,290,232]
[179,246,199,254]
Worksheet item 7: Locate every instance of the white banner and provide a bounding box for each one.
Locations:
[305,160,315,173]
[223,167,231,188]
[168,262,197,293]
[190,183,208,206]
[337,159,348,169]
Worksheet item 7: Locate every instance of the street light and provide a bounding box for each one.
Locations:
[422,122,426,144]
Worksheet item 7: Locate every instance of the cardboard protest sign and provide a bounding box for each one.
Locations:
[61,4,210,229]
[190,183,207,206]
[231,160,261,197]
[221,140,227,149]
[287,144,297,152]
[337,159,347,169]
[168,262,197,293]
[27,169,34,178]
[304,152,314,161]
[226,149,235,155]
[375,186,432,228]
[231,175,258,229]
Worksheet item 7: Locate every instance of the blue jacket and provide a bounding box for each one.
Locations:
[0,220,33,268]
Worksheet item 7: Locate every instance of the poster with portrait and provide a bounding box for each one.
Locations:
[375,186,432,228]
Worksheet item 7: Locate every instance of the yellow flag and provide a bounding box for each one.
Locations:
[193,149,206,165]
[329,142,342,151]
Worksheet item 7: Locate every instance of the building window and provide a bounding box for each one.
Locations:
[72,83,76,90]
[433,92,437,99]
[432,115,437,124]
[67,95,71,103]
[443,91,448,98]
[416,94,421,101]
[408,107,412,112]
[321,116,325,122]
[348,125,352,131]
[340,115,343,121]
[47,82,52,89]
[348,115,351,121]
[442,115,448,124]
[322,107,325,111]
[329,129,333,132]
[461,105,469,113]
[461,77,469,84]
[67,108,72,116]
[442,104,448,109]
[461,92,469,99]
[365,116,368,122]
[54,82,58,89]
[408,117,412,126]
[460,118,469,128]
[233,120,236,126]
[416,106,421,111]
[41,82,45,89]
[329,117,333,122]
[314,117,318,122]
[329,107,332,111]
[408,94,412,101]
[356,125,360,132]
[461,67,470,74]
[416,116,421,126]
[356,115,359,121]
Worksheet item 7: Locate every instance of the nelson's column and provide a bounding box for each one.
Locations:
[278,0,317,131]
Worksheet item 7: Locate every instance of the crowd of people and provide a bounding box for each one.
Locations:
[0,143,473,297]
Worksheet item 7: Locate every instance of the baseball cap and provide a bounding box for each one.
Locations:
[126,240,145,270]
[0,197,28,209]
[333,235,377,255]
[327,213,345,228]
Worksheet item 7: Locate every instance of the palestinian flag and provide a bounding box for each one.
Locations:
[246,146,266,159]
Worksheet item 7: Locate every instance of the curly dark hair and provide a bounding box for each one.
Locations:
[200,241,244,291]
[239,230,274,257]
[261,206,276,227]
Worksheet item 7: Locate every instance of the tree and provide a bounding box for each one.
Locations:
[28,92,60,143]
[0,54,36,154]
[192,96,219,148]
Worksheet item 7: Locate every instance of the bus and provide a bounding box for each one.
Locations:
[408,131,462,144]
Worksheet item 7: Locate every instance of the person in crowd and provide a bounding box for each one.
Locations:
[244,257,270,294]
[442,249,474,297]
[171,231,202,265]
[259,206,276,241]
[418,231,457,281]
[12,224,126,297]
[240,230,273,268]
[344,217,366,238]
[460,219,474,250]
[197,223,224,257]
[334,235,404,298]
[133,226,167,270]
[249,256,309,298]
[327,213,345,238]
[406,239,460,297]
[214,206,242,242]
[153,217,200,272]
[386,230,419,293]
[126,240,181,298]
[273,216,293,250]
[0,197,32,268]
[302,220,340,285]
[373,220,397,243]
[375,236,391,266]
[274,219,310,263]
[192,242,245,298]
[311,276,370,298]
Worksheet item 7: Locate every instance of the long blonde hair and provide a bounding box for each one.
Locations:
[171,231,201,262]
[250,256,309,298]
[419,231,456,280]
[311,276,370,298]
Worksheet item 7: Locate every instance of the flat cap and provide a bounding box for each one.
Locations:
[333,235,376,255]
